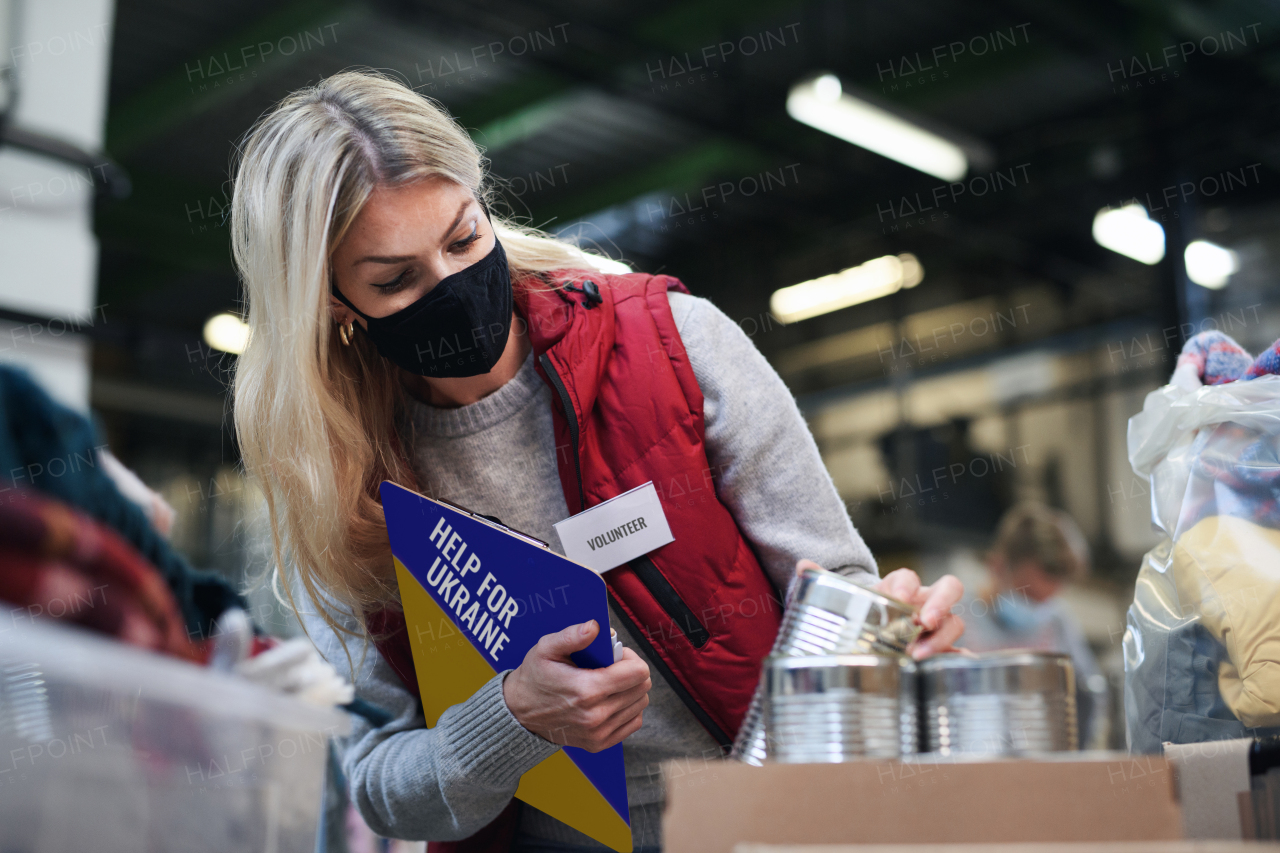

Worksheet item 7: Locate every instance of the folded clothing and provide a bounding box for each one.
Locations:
[1172,514,1280,729]
[0,366,248,639]
[0,490,198,660]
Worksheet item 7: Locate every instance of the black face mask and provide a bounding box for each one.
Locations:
[332,233,513,378]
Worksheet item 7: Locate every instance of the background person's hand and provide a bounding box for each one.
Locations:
[502,619,651,752]
[875,567,966,660]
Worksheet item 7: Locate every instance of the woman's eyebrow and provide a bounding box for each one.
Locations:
[355,254,415,266]
[353,199,475,265]
[441,197,474,241]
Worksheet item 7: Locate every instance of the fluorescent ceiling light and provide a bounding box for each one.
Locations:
[787,74,968,181]
[1092,204,1165,264]
[1184,240,1238,289]
[771,253,923,323]
[204,312,250,354]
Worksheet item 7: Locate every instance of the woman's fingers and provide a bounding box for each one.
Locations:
[588,647,650,695]
[794,562,968,660]
[919,574,964,631]
[598,696,650,748]
[876,567,922,604]
[601,677,652,714]
[602,691,650,733]
[909,612,966,660]
[597,711,646,752]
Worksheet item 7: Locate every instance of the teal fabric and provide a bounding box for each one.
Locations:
[0,365,248,639]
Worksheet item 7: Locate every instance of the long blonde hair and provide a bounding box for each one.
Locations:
[231,69,602,642]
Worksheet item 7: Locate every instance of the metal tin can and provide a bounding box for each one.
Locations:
[730,566,920,765]
[920,650,1078,756]
[765,653,918,762]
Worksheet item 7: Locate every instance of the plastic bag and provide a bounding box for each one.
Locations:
[1123,374,1280,752]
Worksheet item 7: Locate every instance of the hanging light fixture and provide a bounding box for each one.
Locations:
[787,74,969,181]
[1092,204,1165,265]
[1184,240,1238,289]
[770,253,924,323]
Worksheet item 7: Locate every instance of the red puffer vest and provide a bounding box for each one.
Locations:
[369,270,783,851]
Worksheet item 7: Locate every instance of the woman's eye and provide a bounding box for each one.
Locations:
[450,224,481,254]
[373,269,412,290]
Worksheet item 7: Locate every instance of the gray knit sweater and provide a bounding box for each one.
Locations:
[304,291,877,848]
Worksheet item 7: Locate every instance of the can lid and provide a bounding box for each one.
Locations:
[918,649,1072,671]
[768,651,915,671]
[798,564,919,614]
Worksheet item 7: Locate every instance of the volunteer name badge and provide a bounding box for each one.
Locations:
[554,482,674,573]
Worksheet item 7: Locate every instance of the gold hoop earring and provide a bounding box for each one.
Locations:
[338,320,355,346]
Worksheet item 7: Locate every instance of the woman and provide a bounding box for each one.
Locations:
[230,70,965,853]
[957,502,1108,748]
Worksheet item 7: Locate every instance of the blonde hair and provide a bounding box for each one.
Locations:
[230,69,604,643]
[990,502,1090,582]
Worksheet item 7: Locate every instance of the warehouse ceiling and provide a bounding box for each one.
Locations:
[93,0,1280,419]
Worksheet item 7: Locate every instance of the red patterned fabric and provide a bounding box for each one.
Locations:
[0,490,198,660]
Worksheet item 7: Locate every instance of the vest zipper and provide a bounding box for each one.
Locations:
[608,595,733,750]
[538,352,586,512]
[628,556,711,648]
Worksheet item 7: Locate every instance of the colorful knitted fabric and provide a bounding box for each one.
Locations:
[1246,338,1280,380]
[1176,330,1280,385]
[1176,331,1254,385]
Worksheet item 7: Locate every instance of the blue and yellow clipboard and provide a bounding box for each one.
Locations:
[380,481,631,853]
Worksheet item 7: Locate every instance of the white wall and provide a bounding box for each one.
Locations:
[0,0,115,409]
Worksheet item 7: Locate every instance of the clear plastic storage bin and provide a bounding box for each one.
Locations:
[0,618,349,852]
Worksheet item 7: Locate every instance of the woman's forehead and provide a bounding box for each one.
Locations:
[340,180,476,252]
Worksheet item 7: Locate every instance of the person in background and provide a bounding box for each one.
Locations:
[957,502,1109,748]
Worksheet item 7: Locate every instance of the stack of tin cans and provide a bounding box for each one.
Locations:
[730,565,920,765]
[766,654,918,762]
[920,650,1077,755]
[729,566,1078,764]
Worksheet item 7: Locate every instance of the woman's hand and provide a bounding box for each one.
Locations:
[502,619,651,752]
[795,561,966,660]
[875,567,966,660]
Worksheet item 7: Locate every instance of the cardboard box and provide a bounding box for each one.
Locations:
[1164,738,1254,839]
[662,755,1183,853]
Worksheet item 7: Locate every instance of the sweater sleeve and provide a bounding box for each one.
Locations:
[667,291,879,592]
[302,605,560,841]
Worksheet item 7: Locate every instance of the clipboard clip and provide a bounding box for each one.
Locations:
[435,498,552,550]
